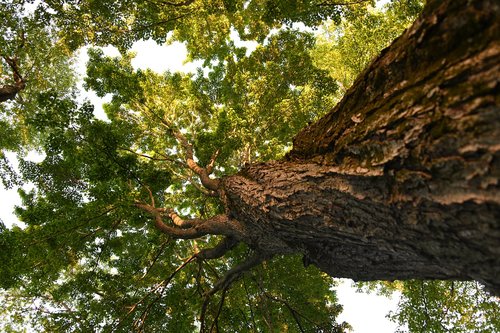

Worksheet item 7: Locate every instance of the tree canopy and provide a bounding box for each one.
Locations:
[1,0,499,332]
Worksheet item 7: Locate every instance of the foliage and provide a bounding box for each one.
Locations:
[0,0,76,189]
[391,281,500,333]
[311,0,424,95]
[356,280,500,333]
[0,7,342,330]
[0,1,76,147]
[35,0,372,59]
[83,29,337,170]
[1,0,495,332]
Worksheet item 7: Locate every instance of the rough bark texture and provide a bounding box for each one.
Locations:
[220,0,500,294]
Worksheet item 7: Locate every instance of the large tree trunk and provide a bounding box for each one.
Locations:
[220,0,500,294]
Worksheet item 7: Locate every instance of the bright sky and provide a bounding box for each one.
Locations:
[0,0,401,329]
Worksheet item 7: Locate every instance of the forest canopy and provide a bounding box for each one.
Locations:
[0,0,499,332]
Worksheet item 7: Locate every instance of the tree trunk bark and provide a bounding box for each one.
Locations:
[220,0,500,294]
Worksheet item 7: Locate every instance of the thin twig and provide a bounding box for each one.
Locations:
[116,255,196,331]
[140,239,171,280]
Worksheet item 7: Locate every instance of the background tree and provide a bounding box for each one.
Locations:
[0,0,75,189]
[356,280,500,332]
[312,0,424,95]
[391,281,499,332]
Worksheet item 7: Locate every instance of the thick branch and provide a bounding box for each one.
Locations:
[143,106,221,191]
[195,237,239,260]
[175,131,220,191]
[204,253,268,298]
[135,203,235,238]
[0,85,23,102]
[4,57,24,85]
[166,208,202,228]
[199,253,268,333]
[188,175,218,196]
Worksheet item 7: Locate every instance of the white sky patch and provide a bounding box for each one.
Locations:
[335,279,401,332]
[229,29,258,56]
[376,0,392,9]
[0,151,43,229]
[130,39,202,73]
[74,40,202,120]
[74,46,116,121]
[0,185,22,228]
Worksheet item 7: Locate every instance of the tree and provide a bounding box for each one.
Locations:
[0,0,75,189]
[390,281,500,332]
[355,280,500,332]
[145,0,500,295]
[285,0,499,294]
[1,4,346,330]
[1,0,499,331]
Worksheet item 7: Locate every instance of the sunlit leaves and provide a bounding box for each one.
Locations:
[312,0,423,95]
[391,281,500,333]
[0,1,76,149]
[36,0,370,62]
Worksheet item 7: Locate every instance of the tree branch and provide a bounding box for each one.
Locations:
[0,56,26,102]
[3,57,24,85]
[188,174,218,197]
[135,203,235,238]
[263,293,306,333]
[173,129,220,191]
[195,237,239,260]
[144,0,195,7]
[166,208,217,229]
[200,284,229,333]
[205,149,220,175]
[199,253,268,332]
[159,0,195,6]
[140,239,171,280]
[243,279,258,332]
[317,0,371,6]
[209,287,227,333]
[205,253,267,298]
[117,255,196,331]
[142,106,221,191]
[119,147,183,164]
